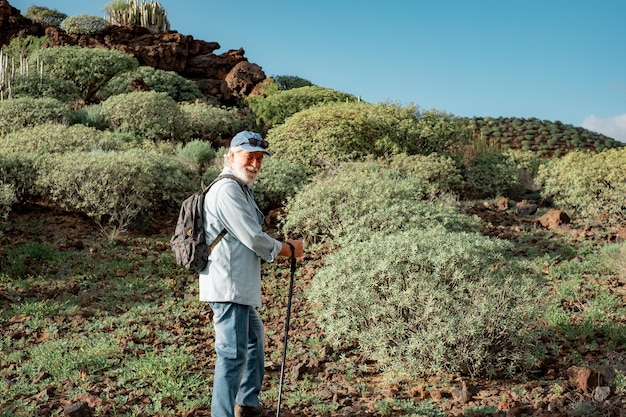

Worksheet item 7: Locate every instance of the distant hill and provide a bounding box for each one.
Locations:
[465,116,624,157]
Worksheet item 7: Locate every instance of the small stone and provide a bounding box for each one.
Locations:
[593,386,610,402]
[450,387,470,404]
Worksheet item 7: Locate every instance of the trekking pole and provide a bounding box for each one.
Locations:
[276,242,296,417]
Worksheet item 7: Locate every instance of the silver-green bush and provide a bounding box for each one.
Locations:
[9,74,82,103]
[281,162,482,247]
[0,182,16,221]
[308,227,546,379]
[179,102,246,143]
[537,148,626,225]
[60,14,109,34]
[0,123,138,154]
[254,157,310,213]
[383,153,463,198]
[0,182,16,223]
[0,152,39,203]
[36,149,195,232]
[101,91,190,143]
[176,140,216,175]
[0,97,72,136]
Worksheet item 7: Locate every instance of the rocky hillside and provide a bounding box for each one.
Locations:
[0,0,268,104]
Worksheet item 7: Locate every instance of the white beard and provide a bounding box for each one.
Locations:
[232,165,258,185]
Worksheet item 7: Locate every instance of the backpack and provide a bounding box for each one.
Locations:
[170,174,245,272]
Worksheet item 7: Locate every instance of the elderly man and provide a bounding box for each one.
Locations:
[200,130,303,417]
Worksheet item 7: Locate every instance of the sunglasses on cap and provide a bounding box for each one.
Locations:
[245,137,270,149]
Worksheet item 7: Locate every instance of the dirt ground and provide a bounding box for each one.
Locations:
[2,202,626,417]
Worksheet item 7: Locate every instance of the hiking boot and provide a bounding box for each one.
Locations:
[234,403,264,417]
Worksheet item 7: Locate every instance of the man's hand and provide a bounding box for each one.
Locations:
[279,239,303,258]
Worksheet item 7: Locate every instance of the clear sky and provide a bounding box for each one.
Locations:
[9,0,626,142]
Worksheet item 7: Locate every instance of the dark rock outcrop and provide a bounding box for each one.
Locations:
[0,0,267,104]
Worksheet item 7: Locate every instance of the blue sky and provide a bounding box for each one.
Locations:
[10,0,626,142]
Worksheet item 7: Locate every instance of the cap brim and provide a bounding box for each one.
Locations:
[239,143,272,156]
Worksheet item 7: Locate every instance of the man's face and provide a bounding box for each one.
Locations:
[231,150,265,185]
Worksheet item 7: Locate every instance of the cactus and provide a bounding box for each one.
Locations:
[104,0,170,32]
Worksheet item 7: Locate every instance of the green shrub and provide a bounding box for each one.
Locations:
[73,104,109,130]
[272,75,314,90]
[0,182,17,220]
[36,149,195,232]
[24,6,67,27]
[176,140,216,175]
[254,157,310,213]
[382,153,463,198]
[0,123,138,155]
[0,152,39,203]
[101,91,190,142]
[281,162,482,247]
[247,85,356,128]
[199,147,228,187]
[266,101,405,170]
[0,97,72,136]
[8,74,82,103]
[537,148,626,225]
[502,149,547,193]
[60,14,109,34]
[98,66,204,102]
[308,227,546,378]
[179,102,246,143]
[268,102,469,171]
[409,108,472,156]
[147,152,200,216]
[30,46,138,102]
[463,151,522,198]
[201,166,224,190]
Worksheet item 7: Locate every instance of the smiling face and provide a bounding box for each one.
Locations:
[229,148,265,185]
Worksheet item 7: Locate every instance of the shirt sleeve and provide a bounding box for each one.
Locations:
[213,180,280,262]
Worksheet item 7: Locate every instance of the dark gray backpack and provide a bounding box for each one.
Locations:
[170,174,245,272]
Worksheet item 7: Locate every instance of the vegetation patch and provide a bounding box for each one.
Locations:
[308,227,547,379]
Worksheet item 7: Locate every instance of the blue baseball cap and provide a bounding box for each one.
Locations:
[230,131,272,156]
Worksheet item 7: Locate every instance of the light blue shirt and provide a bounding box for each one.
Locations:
[199,167,281,308]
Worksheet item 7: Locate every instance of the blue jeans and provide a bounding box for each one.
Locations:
[209,302,265,417]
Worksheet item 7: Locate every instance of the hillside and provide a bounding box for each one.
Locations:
[1,2,625,417]
[466,116,623,157]
[0,0,268,105]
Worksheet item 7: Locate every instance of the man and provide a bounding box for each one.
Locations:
[200,130,304,417]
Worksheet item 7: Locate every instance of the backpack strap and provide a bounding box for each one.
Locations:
[204,174,247,253]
